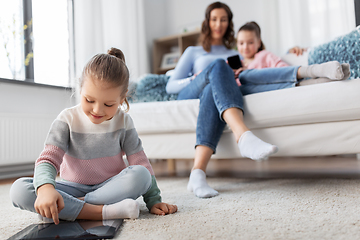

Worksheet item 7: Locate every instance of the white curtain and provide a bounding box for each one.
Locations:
[260,0,356,55]
[73,0,149,83]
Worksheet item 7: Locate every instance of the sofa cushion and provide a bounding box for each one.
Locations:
[308,26,360,79]
[129,79,360,134]
[129,74,177,103]
[129,99,199,134]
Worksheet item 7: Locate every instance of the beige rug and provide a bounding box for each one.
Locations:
[2,177,360,239]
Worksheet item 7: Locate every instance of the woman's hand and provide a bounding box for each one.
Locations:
[150,202,178,215]
[288,46,308,56]
[34,184,64,225]
[191,70,202,80]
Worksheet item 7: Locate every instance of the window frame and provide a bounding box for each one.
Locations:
[23,0,34,82]
[0,77,72,90]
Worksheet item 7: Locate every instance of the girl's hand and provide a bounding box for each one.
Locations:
[234,67,244,79]
[233,67,245,86]
[34,184,65,225]
[150,202,178,215]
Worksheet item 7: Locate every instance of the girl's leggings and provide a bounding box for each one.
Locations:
[9,165,152,221]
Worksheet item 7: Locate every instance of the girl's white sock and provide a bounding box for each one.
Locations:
[298,61,350,80]
[187,169,218,198]
[102,199,139,220]
[238,131,278,161]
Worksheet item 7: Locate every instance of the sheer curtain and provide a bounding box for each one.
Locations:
[261,0,356,55]
[73,0,148,84]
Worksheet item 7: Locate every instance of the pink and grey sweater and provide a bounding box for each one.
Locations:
[33,104,161,210]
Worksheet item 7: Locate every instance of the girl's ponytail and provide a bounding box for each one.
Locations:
[107,48,126,63]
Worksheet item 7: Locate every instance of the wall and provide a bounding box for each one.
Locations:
[0,81,74,115]
[143,0,169,72]
[0,80,75,178]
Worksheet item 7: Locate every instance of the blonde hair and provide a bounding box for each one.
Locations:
[80,47,130,111]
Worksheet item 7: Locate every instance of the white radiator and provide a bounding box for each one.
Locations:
[0,113,55,179]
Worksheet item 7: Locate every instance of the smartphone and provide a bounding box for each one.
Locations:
[7,219,123,240]
[227,55,242,69]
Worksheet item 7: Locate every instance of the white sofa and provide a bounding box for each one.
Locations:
[128,53,360,167]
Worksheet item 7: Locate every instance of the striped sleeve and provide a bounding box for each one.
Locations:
[143,175,162,210]
[127,151,154,175]
[34,111,70,190]
[34,145,66,191]
[33,162,57,192]
[120,114,143,156]
[44,119,70,152]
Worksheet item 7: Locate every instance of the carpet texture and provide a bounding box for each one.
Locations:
[2,177,360,239]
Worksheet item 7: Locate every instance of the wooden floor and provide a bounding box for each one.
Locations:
[1,155,360,185]
[152,155,360,179]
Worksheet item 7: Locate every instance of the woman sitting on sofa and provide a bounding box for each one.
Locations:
[165,1,350,199]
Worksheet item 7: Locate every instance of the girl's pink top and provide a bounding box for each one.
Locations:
[245,50,289,69]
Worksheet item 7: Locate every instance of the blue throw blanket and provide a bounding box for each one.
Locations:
[128,74,178,103]
[308,26,360,79]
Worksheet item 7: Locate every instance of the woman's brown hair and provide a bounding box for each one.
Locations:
[80,47,130,111]
[238,21,265,52]
[199,1,235,52]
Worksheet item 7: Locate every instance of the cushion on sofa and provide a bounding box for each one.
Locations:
[308,26,360,79]
[129,74,177,103]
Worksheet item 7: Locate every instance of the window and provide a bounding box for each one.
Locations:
[0,0,25,80]
[0,0,73,87]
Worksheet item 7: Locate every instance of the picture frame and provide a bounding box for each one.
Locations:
[161,52,180,69]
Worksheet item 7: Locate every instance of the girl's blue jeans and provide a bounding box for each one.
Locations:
[9,165,151,221]
[177,59,299,153]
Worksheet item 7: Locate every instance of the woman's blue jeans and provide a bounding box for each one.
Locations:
[177,59,299,153]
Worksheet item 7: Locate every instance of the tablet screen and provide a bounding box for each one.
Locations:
[7,219,123,240]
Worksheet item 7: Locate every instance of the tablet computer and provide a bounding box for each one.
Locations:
[7,219,123,240]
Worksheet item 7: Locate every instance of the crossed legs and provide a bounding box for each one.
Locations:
[10,165,151,221]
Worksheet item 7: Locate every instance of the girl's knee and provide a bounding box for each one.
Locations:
[211,59,233,77]
[10,177,36,209]
[213,58,226,65]
[130,165,151,181]
[128,165,152,191]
